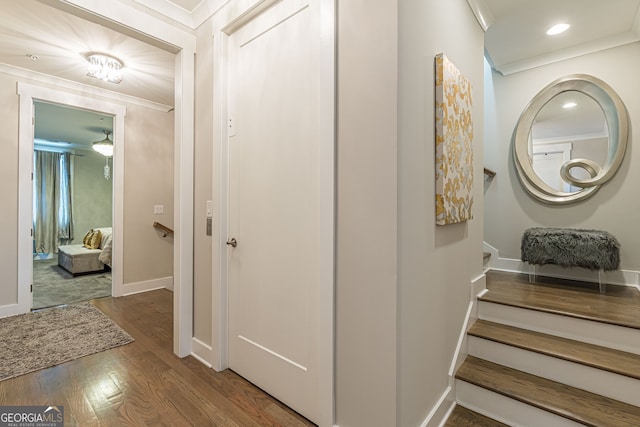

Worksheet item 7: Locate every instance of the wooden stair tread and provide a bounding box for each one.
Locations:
[444,405,508,427]
[469,319,640,380]
[483,270,640,330]
[456,356,640,427]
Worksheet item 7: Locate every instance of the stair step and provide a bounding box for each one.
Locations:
[469,319,640,380]
[444,405,508,427]
[456,356,640,427]
[483,270,640,329]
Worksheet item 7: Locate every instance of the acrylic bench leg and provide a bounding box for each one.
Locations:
[529,264,537,283]
[598,270,606,294]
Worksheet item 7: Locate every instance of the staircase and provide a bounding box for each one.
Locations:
[449,270,640,426]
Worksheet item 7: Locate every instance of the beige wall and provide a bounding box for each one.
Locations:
[122,104,174,284]
[336,0,398,425]
[336,0,485,425]
[484,42,640,271]
[397,0,485,425]
[0,71,174,309]
[72,150,113,243]
[192,19,214,344]
[0,73,20,305]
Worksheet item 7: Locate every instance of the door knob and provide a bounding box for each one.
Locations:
[226,238,237,247]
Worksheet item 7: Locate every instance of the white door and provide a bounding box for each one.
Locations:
[226,0,328,423]
[533,151,569,192]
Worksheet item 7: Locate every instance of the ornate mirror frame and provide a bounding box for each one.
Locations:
[513,74,629,204]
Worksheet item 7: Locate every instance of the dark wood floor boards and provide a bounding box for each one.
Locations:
[0,290,314,426]
[483,270,640,329]
[469,319,640,380]
[457,356,640,427]
[452,270,640,426]
[444,405,509,427]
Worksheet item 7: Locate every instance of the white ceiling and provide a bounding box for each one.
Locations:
[3,0,639,147]
[0,1,176,107]
[480,0,640,75]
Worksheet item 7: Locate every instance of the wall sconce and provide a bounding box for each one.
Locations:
[85,52,124,84]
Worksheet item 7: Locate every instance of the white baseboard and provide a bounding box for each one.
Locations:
[0,303,24,319]
[191,337,218,369]
[121,276,173,296]
[483,241,640,289]
[420,385,454,427]
[422,274,487,427]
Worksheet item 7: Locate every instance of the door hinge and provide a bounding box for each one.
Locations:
[30,228,33,237]
[30,284,33,293]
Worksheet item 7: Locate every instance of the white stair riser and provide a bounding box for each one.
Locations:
[455,380,584,427]
[468,336,640,407]
[479,301,640,355]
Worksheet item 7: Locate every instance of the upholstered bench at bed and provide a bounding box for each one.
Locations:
[521,227,620,293]
[57,245,105,276]
[58,227,112,276]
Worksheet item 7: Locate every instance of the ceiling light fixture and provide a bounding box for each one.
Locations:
[92,130,114,157]
[85,52,124,84]
[546,23,570,36]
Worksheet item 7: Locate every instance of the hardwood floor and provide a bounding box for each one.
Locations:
[444,405,509,427]
[0,290,315,427]
[484,270,640,329]
[451,270,640,426]
[456,356,640,426]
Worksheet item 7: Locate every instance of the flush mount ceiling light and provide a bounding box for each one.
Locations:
[92,130,114,157]
[85,52,124,84]
[546,23,570,36]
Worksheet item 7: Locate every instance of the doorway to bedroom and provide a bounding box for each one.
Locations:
[31,102,114,309]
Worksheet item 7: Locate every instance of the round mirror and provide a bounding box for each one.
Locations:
[513,74,628,204]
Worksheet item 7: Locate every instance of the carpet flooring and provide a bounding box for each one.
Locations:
[0,302,133,381]
[33,259,111,309]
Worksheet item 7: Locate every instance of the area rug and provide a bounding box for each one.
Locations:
[0,303,133,381]
[33,259,111,309]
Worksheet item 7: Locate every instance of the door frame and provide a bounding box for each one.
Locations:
[14,0,196,357]
[17,83,126,310]
[211,0,336,425]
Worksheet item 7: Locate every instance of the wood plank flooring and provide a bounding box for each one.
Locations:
[468,319,640,380]
[483,270,640,329]
[456,356,640,427]
[0,290,315,427]
[444,405,509,427]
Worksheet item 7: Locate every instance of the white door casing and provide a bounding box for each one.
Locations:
[220,0,335,424]
[17,83,126,315]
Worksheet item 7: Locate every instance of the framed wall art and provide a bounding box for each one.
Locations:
[435,53,473,225]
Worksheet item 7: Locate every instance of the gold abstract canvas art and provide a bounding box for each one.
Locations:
[435,53,473,225]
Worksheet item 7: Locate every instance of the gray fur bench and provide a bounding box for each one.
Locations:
[521,227,620,293]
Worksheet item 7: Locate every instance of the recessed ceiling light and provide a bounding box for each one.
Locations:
[562,102,577,109]
[546,23,570,36]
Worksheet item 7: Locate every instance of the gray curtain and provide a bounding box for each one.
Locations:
[33,150,73,254]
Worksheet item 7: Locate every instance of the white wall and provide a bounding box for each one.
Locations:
[336,0,485,425]
[484,42,640,272]
[397,0,485,426]
[336,0,398,425]
[192,18,215,347]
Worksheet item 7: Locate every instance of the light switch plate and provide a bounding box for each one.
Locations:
[154,205,164,215]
